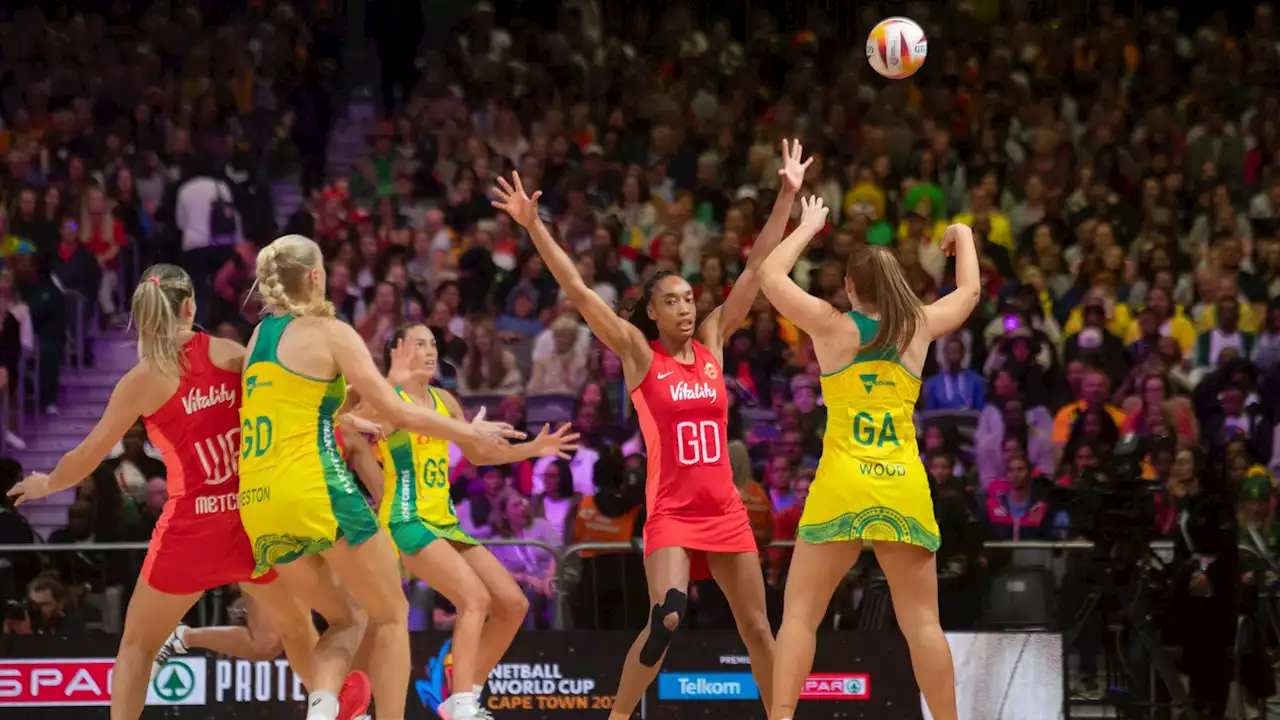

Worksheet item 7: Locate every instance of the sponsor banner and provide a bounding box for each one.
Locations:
[802,673,870,700]
[657,672,759,701]
[2,631,1062,719]
[0,657,206,707]
[654,631,915,719]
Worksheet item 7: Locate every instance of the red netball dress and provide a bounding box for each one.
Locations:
[139,333,274,594]
[630,340,756,577]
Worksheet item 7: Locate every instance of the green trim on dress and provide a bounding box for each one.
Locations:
[797,506,941,552]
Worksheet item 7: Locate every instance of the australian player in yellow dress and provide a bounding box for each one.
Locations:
[758,197,979,720]
[237,234,523,720]
[342,323,577,720]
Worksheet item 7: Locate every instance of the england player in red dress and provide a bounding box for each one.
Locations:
[492,140,811,719]
[8,265,368,720]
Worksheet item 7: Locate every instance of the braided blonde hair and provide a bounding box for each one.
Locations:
[254,234,335,318]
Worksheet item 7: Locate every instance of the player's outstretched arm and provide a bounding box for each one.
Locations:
[326,320,525,449]
[435,388,579,465]
[8,365,162,505]
[707,139,810,346]
[492,172,645,360]
[758,196,846,338]
[922,224,980,340]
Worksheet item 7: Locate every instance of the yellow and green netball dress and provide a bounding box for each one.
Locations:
[378,387,478,555]
[238,314,379,576]
[799,310,940,551]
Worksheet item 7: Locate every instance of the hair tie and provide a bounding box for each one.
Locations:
[147,276,161,286]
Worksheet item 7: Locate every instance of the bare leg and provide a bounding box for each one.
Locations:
[272,555,369,708]
[400,540,492,705]
[239,580,320,687]
[457,543,529,688]
[770,540,863,720]
[875,542,957,720]
[321,531,411,720]
[608,547,692,720]
[706,552,776,717]
[110,578,201,720]
[179,626,283,661]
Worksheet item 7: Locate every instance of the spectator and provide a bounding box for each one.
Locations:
[531,460,576,547]
[21,575,85,638]
[356,281,403,359]
[526,317,589,396]
[457,319,524,396]
[1252,299,1280,371]
[174,162,241,326]
[922,335,987,411]
[0,460,38,600]
[1052,368,1126,446]
[0,267,33,448]
[496,286,545,341]
[487,489,557,629]
[1123,285,1195,359]
[984,454,1063,542]
[976,399,1056,488]
[79,185,127,325]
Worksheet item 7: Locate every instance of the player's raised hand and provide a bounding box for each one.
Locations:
[386,338,418,387]
[940,223,973,257]
[798,195,829,231]
[491,173,543,229]
[778,139,813,194]
[531,423,581,460]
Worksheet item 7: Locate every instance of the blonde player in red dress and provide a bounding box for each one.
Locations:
[491,140,811,719]
[7,265,371,720]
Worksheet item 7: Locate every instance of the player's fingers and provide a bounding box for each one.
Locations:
[473,406,486,421]
[496,175,514,194]
[801,157,814,170]
[513,172,526,195]
[531,190,542,203]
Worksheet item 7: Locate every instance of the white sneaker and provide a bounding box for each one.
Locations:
[43,405,59,416]
[3,430,25,450]
[439,694,487,720]
[151,624,190,682]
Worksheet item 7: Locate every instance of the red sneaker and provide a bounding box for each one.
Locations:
[336,670,372,720]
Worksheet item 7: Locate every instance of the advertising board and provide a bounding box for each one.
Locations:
[2,630,1061,719]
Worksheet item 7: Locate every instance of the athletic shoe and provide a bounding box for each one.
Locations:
[151,624,190,683]
[336,671,372,720]
[437,695,486,720]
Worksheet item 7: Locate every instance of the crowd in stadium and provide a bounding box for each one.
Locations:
[0,0,1277,711]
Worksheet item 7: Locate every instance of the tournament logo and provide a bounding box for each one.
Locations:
[703,362,718,380]
[417,639,454,716]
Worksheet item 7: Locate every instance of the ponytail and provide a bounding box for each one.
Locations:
[844,244,925,354]
[131,264,194,380]
[254,234,335,318]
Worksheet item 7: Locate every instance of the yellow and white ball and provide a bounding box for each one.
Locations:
[866,17,928,80]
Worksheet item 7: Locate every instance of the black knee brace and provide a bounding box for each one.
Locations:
[639,588,687,667]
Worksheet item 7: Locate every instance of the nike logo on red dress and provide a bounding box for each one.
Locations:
[657,371,675,379]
